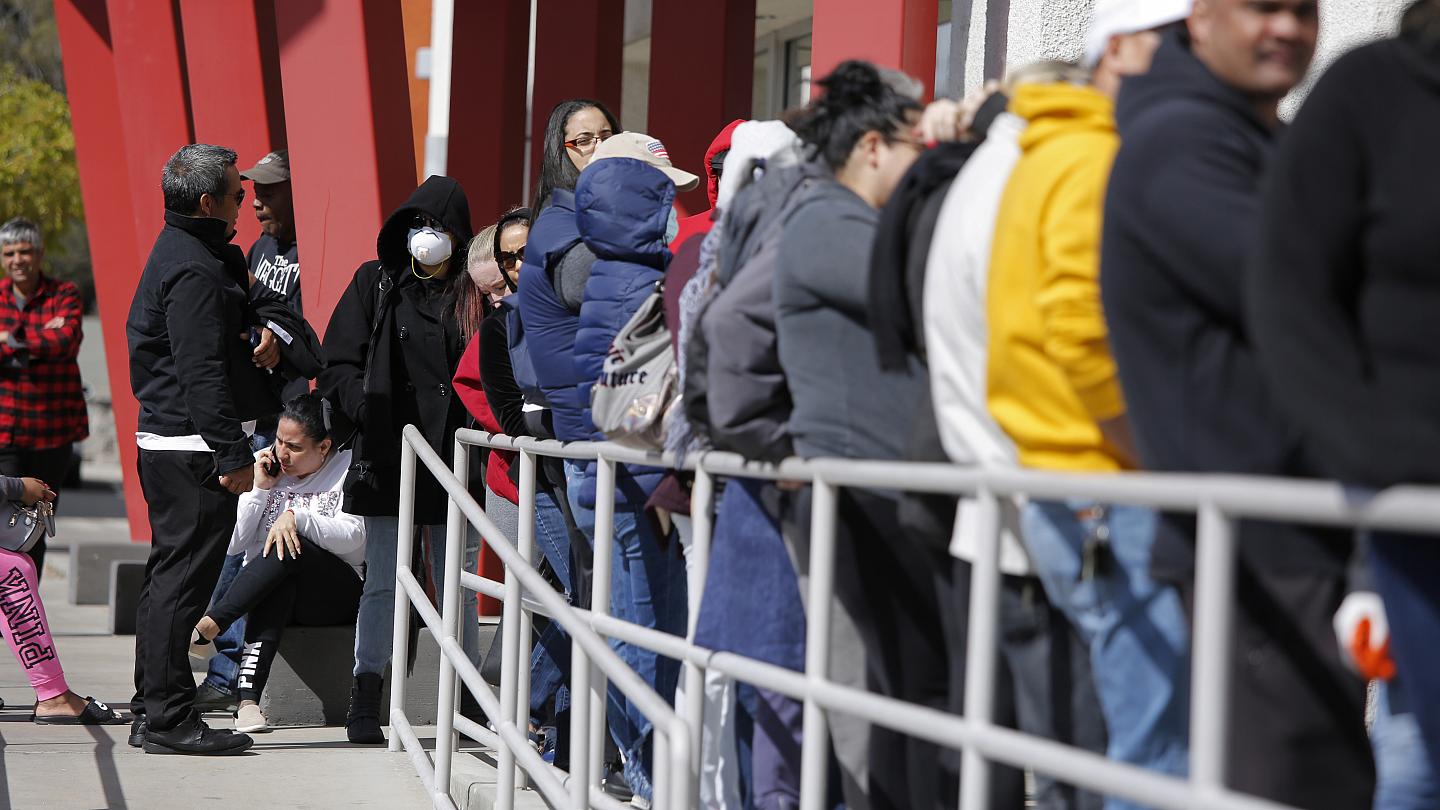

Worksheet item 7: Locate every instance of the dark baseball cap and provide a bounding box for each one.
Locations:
[240,149,290,184]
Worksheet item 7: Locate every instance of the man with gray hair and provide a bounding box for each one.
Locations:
[0,217,88,580]
[125,143,260,755]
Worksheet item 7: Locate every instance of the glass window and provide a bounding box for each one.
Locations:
[753,47,771,118]
[784,34,812,109]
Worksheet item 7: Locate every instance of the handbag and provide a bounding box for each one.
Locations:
[0,499,55,553]
[590,286,677,451]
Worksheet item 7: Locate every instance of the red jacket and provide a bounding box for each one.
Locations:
[452,331,519,504]
[671,119,745,249]
[0,275,88,449]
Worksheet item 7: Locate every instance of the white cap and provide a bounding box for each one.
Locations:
[1084,0,1192,68]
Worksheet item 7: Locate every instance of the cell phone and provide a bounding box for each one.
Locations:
[262,444,281,477]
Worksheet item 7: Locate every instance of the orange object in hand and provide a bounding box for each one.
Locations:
[1351,617,1397,682]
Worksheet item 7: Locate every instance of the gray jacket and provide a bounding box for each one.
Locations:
[774,171,925,461]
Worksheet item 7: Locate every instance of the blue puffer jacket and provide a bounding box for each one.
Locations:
[574,158,675,508]
[516,189,587,442]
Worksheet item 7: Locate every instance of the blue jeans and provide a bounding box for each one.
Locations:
[529,485,574,718]
[354,515,482,677]
[1373,533,1440,787]
[1374,678,1440,809]
[1021,500,1190,809]
[564,460,687,801]
[201,553,247,693]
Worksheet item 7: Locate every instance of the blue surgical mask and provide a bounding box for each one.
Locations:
[664,207,680,244]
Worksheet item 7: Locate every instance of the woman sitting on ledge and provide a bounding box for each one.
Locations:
[190,393,365,734]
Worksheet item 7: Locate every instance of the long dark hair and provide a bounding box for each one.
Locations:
[531,99,620,211]
[493,205,532,293]
[790,60,923,170]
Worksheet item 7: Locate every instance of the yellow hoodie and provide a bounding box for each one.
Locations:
[986,82,1129,473]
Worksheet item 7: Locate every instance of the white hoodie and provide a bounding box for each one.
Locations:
[229,448,365,578]
[923,112,1032,576]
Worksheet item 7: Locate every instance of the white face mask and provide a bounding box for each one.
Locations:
[407,226,453,265]
[664,207,680,244]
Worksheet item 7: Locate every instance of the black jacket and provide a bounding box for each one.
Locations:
[127,211,269,476]
[1101,32,1348,577]
[1251,35,1440,488]
[319,176,475,524]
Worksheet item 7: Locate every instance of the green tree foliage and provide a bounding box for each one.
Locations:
[0,1,94,309]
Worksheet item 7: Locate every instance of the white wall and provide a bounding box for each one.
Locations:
[957,0,1410,113]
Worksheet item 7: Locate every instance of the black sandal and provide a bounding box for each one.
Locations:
[31,697,127,725]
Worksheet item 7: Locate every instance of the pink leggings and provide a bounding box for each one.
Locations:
[0,547,68,701]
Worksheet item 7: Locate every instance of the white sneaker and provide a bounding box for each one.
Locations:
[234,704,269,733]
[629,798,651,809]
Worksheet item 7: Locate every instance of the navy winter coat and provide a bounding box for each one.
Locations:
[516,189,587,442]
[573,158,675,508]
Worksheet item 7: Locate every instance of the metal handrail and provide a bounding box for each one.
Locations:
[389,426,691,810]
[388,426,1439,810]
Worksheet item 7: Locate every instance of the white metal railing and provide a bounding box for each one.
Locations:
[390,424,1440,810]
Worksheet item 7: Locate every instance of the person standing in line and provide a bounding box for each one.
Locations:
[1101,1,1376,806]
[1248,1,1440,805]
[194,147,305,714]
[319,175,482,746]
[125,143,260,756]
[772,60,941,810]
[984,4,1193,804]
[571,132,698,806]
[922,61,1111,810]
[0,218,88,582]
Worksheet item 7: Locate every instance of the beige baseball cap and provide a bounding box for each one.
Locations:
[588,132,700,192]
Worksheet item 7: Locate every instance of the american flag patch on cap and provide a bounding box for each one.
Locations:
[646,140,670,161]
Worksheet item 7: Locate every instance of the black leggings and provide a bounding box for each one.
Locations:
[208,535,362,703]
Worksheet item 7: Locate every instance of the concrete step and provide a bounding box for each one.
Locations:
[448,747,553,810]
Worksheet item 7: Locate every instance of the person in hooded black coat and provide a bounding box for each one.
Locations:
[318,176,479,745]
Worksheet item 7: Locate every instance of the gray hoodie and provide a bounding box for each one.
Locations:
[774,171,925,461]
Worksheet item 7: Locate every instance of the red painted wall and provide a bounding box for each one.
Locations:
[179,0,289,252]
[274,0,419,340]
[812,0,939,101]
[528,0,625,201]
[647,0,756,214]
[448,0,531,225]
[54,0,151,539]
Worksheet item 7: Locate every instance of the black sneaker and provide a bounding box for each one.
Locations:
[142,714,252,756]
[192,683,238,713]
[128,716,147,748]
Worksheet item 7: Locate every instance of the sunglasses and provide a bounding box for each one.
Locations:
[410,213,445,230]
[497,247,525,269]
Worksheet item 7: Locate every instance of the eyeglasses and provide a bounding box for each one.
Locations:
[563,131,613,153]
[213,188,245,206]
[497,247,525,269]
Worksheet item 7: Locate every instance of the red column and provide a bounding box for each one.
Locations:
[448,0,531,224]
[646,0,756,214]
[273,0,418,338]
[53,0,153,541]
[179,0,289,251]
[812,0,939,101]
[529,0,625,196]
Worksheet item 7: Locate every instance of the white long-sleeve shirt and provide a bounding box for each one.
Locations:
[923,113,1032,576]
[229,447,365,578]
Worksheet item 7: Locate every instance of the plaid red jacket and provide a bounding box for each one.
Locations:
[0,275,89,449]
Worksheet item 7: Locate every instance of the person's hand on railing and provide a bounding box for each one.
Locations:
[1332,591,1395,681]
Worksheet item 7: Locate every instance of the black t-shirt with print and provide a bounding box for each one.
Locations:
[247,232,302,315]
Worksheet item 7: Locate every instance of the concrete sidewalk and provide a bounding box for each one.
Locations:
[0,548,433,810]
